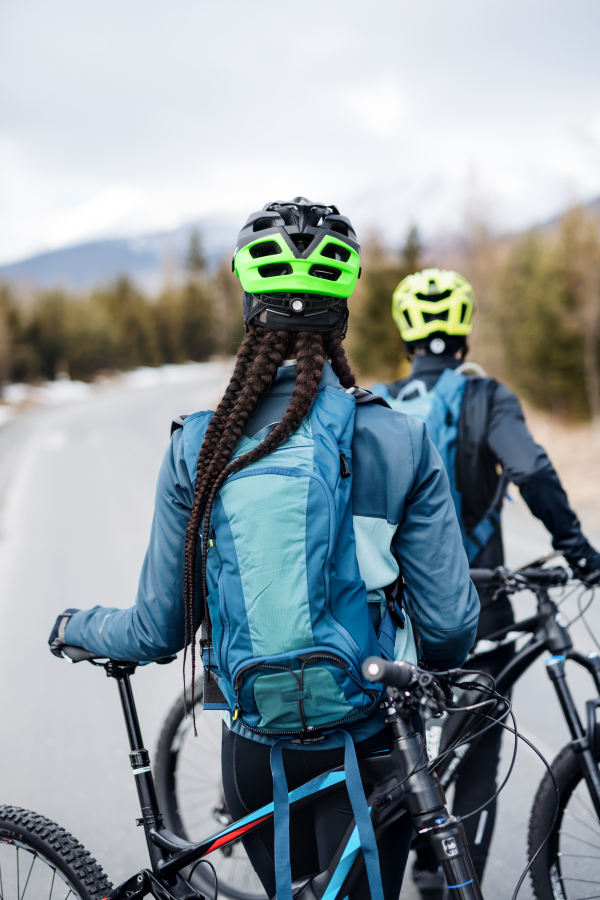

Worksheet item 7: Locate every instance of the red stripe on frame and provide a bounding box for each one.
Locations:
[207,814,271,853]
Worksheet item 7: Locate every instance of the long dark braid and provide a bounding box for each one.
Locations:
[183,328,293,708]
[182,327,355,718]
[325,329,356,389]
[181,326,263,692]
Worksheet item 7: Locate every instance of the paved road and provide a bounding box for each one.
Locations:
[0,366,598,899]
[0,363,232,885]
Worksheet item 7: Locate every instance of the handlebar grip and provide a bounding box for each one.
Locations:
[362,657,415,690]
[469,568,497,585]
[516,567,569,586]
[61,645,104,663]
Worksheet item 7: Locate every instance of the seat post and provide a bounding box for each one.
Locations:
[112,663,145,751]
[107,662,167,871]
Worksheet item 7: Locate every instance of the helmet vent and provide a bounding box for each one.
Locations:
[402,311,413,330]
[290,233,315,253]
[422,310,449,323]
[328,221,349,236]
[320,243,351,263]
[415,289,452,301]
[253,217,276,232]
[460,303,469,324]
[258,263,293,278]
[308,264,341,282]
[249,241,282,259]
[271,205,296,226]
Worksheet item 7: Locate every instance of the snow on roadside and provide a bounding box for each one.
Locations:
[3,379,94,407]
[117,360,231,390]
[0,359,233,423]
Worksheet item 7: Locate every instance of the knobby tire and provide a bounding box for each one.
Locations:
[0,805,112,900]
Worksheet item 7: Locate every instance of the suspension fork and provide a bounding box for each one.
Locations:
[385,703,484,900]
[546,655,600,817]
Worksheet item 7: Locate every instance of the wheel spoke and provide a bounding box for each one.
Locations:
[564,895,600,900]
[563,877,600,884]
[563,810,600,839]
[560,854,600,859]
[49,868,56,900]
[561,833,600,851]
[20,854,36,900]
[572,789,600,821]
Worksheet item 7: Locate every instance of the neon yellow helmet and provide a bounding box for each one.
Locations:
[392,268,475,343]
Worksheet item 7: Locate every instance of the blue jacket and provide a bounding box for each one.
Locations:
[66,362,479,674]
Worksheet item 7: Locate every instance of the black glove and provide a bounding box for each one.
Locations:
[569,550,600,586]
[49,609,80,658]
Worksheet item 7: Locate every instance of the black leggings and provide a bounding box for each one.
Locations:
[221,723,414,900]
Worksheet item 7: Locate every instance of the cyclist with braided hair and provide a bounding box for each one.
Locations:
[49,200,478,900]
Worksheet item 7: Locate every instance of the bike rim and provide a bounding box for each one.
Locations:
[0,838,83,900]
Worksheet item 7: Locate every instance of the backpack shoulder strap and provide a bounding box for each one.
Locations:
[387,377,411,400]
[170,414,189,436]
[458,377,498,447]
[457,378,506,562]
[346,386,391,409]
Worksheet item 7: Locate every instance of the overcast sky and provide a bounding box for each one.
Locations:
[1,0,600,264]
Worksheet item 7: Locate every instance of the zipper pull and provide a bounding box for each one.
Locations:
[209,523,216,548]
[339,452,351,479]
[233,703,241,722]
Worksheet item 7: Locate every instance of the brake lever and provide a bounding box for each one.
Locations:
[389,669,447,719]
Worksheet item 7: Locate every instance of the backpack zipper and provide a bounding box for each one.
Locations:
[238,697,381,736]
[232,653,380,736]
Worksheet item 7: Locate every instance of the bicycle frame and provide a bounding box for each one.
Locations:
[99,658,483,900]
[433,584,600,817]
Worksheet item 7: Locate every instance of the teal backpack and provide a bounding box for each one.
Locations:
[372,368,505,563]
[179,384,403,734]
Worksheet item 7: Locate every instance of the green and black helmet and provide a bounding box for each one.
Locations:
[233,197,361,334]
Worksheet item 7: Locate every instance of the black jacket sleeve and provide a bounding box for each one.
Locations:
[486,383,600,572]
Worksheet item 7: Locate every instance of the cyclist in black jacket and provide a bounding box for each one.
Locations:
[371,268,600,897]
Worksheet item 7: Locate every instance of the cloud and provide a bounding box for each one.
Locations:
[345,80,406,138]
[2,0,600,262]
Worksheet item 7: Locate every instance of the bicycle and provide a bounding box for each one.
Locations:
[47,643,490,900]
[422,564,600,900]
[154,564,600,900]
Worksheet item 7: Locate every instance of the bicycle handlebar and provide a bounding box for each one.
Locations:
[469,568,496,585]
[363,657,416,690]
[362,657,448,719]
[470,565,570,588]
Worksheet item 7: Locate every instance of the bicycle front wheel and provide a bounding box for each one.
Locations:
[154,679,266,900]
[529,741,600,900]
[0,806,112,900]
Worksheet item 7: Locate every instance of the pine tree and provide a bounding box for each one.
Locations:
[186,229,206,278]
[348,226,421,382]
